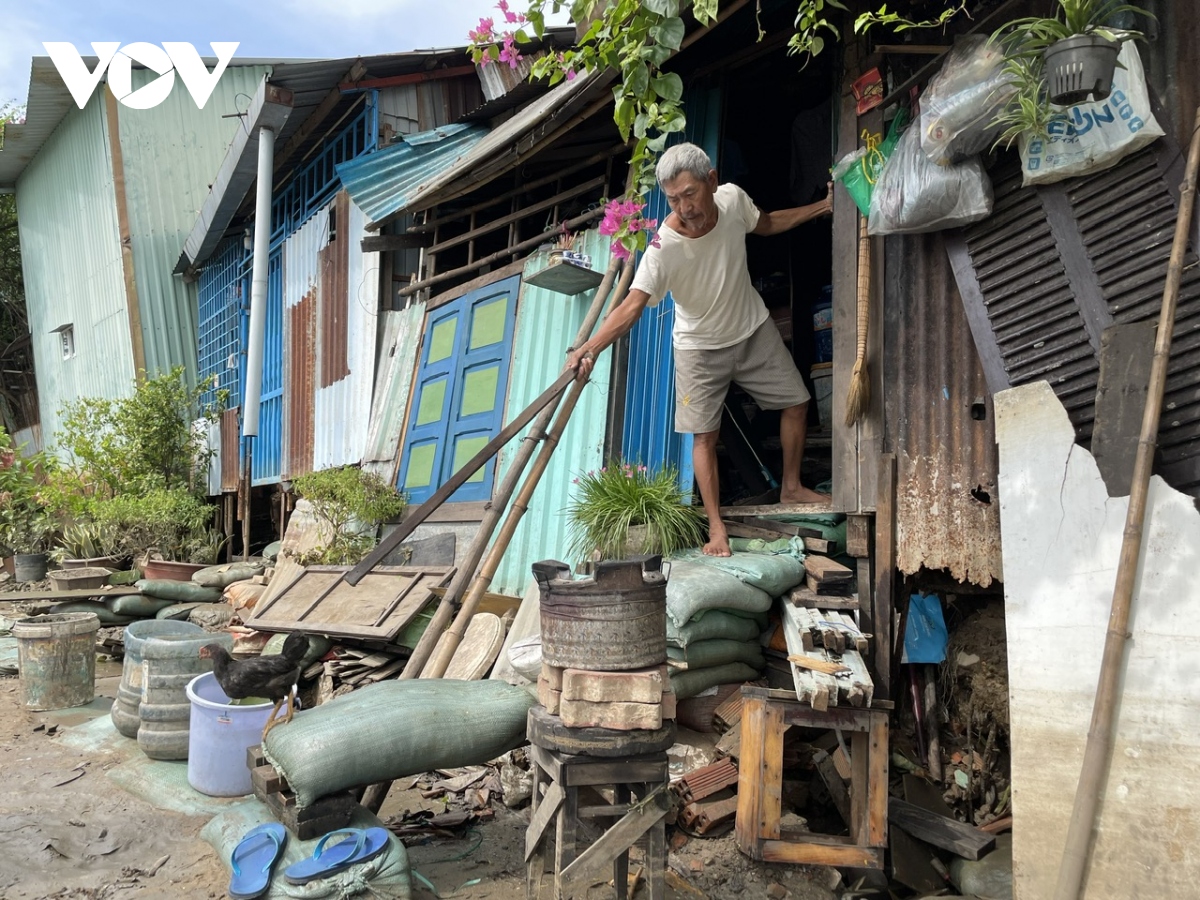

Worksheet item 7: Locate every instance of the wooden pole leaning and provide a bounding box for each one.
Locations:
[1053,106,1200,900]
[423,262,637,679]
[397,255,626,679]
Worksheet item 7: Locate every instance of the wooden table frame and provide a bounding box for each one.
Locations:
[526,744,668,899]
[735,687,889,868]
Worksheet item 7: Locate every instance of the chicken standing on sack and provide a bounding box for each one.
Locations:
[199,632,310,739]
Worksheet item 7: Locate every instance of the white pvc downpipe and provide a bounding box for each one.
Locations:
[242,126,275,437]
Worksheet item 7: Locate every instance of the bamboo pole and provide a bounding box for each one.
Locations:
[398,255,627,678]
[1053,106,1200,900]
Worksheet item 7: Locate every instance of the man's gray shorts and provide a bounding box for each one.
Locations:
[674,319,811,434]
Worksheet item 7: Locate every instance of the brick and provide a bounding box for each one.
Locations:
[537,676,561,714]
[662,689,677,721]
[559,698,663,731]
[541,663,564,691]
[561,666,667,704]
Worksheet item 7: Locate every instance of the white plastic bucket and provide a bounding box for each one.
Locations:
[185,671,294,797]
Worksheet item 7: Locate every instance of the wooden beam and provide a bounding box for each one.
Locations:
[720,502,834,517]
[873,453,897,702]
[888,797,995,860]
[1091,322,1157,497]
[340,65,477,92]
[360,233,433,252]
[103,86,145,378]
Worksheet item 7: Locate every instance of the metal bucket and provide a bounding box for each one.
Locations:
[111,620,206,738]
[535,556,668,671]
[136,631,230,760]
[12,613,100,710]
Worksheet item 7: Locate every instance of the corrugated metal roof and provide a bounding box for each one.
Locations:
[335,123,487,225]
[884,231,1003,588]
[117,65,272,385]
[490,228,614,595]
[362,304,425,480]
[14,92,135,441]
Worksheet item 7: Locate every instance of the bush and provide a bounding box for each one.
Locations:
[0,426,56,554]
[91,489,216,563]
[292,466,408,566]
[567,460,705,563]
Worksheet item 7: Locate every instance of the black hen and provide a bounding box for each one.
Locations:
[199,633,310,739]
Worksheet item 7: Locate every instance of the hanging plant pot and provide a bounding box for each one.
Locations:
[1043,34,1121,106]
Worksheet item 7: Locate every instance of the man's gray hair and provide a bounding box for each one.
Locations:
[656,143,713,185]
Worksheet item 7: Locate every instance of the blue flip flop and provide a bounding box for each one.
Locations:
[228,822,287,899]
[282,827,390,885]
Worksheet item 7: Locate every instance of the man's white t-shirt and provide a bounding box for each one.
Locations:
[631,183,768,351]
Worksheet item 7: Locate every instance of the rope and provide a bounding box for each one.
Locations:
[859,128,885,186]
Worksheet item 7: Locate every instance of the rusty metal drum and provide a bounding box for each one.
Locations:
[535,556,668,671]
[12,612,100,711]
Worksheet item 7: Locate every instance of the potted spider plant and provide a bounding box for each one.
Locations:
[995,0,1149,120]
[566,461,706,564]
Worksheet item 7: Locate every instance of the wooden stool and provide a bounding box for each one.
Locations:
[526,743,668,900]
[735,686,889,868]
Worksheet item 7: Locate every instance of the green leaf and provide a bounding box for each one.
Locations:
[692,0,718,25]
[529,9,545,39]
[650,16,685,50]
[646,133,669,152]
[641,0,678,14]
[640,43,673,66]
[810,34,824,56]
[634,111,650,138]
[625,61,650,98]
[651,72,683,102]
[615,95,636,139]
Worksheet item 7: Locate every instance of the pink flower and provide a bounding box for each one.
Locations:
[566,68,576,81]
[649,231,661,250]
[499,36,523,69]
[468,16,495,44]
[497,0,524,23]
[610,240,631,260]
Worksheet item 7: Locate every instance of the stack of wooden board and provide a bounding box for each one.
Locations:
[803,554,855,596]
[780,600,874,710]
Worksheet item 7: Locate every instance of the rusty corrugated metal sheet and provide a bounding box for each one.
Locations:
[884,231,1003,587]
[221,407,240,493]
[285,291,317,480]
[319,191,351,387]
[313,195,377,471]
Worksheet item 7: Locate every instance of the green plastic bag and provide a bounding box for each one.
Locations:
[833,110,906,216]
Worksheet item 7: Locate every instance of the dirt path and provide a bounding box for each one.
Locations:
[0,658,226,899]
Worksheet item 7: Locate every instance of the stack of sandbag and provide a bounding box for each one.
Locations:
[138,559,267,626]
[665,542,806,700]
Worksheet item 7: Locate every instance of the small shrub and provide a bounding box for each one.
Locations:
[292,466,408,566]
[91,489,215,562]
[566,460,705,563]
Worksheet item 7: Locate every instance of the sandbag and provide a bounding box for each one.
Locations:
[136,579,223,603]
[48,600,134,625]
[670,662,761,701]
[262,540,282,562]
[107,594,177,617]
[193,560,265,588]
[674,543,806,597]
[667,609,767,648]
[1020,42,1163,186]
[263,679,535,808]
[190,604,234,629]
[262,632,330,669]
[664,560,772,629]
[225,580,267,612]
[668,638,765,671]
[155,602,205,620]
[202,800,411,899]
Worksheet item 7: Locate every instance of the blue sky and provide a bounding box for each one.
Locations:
[0,0,569,110]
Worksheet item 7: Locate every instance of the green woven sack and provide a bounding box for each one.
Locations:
[670,662,761,700]
[263,679,535,808]
[667,609,768,648]
[668,638,765,670]
[136,579,223,603]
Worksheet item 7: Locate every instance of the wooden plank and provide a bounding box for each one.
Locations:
[787,655,850,675]
[715,722,741,760]
[736,517,824,538]
[559,796,665,893]
[1091,321,1157,496]
[890,826,946,892]
[814,750,851,828]
[759,840,883,868]
[719,502,834,517]
[0,586,141,601]
[723,520,793,541]
[802,536,834,554]
[524,781,564,861]
[806,573,854,596]
[788,585,858,610]
[360,233,433,252]
[103,87,145,375]
[888,797,994,860]
[734,699,766,850]
[805,555,853,583]
[846,514,871,558]
[873,453,897,701]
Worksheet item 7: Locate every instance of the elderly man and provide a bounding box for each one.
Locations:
[567,143,833,557]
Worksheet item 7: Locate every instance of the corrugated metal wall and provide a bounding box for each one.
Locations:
[883,232,1003,587]
[490,229,614,595]
[117,65,272,386]
[15,91,134,444]
[277,192,379,478]
[252,250,284,484]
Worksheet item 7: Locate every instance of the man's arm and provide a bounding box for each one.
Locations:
[565,289,651,381]
[751,181,834,236]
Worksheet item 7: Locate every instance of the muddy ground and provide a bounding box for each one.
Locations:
[0,610,840,900]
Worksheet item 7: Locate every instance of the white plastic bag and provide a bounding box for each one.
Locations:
[868,124,993,235]
[920,36,1016,165]
[1020,42,1164,186]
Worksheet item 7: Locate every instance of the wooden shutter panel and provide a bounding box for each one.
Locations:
[948,141,1200,496]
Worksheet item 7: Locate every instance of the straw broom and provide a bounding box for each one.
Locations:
[845,216,871,426]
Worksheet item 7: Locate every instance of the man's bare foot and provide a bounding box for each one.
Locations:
[703,523,732,557]
[780,485,831,504]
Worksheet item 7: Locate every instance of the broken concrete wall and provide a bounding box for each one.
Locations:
[995,380,1200,898]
